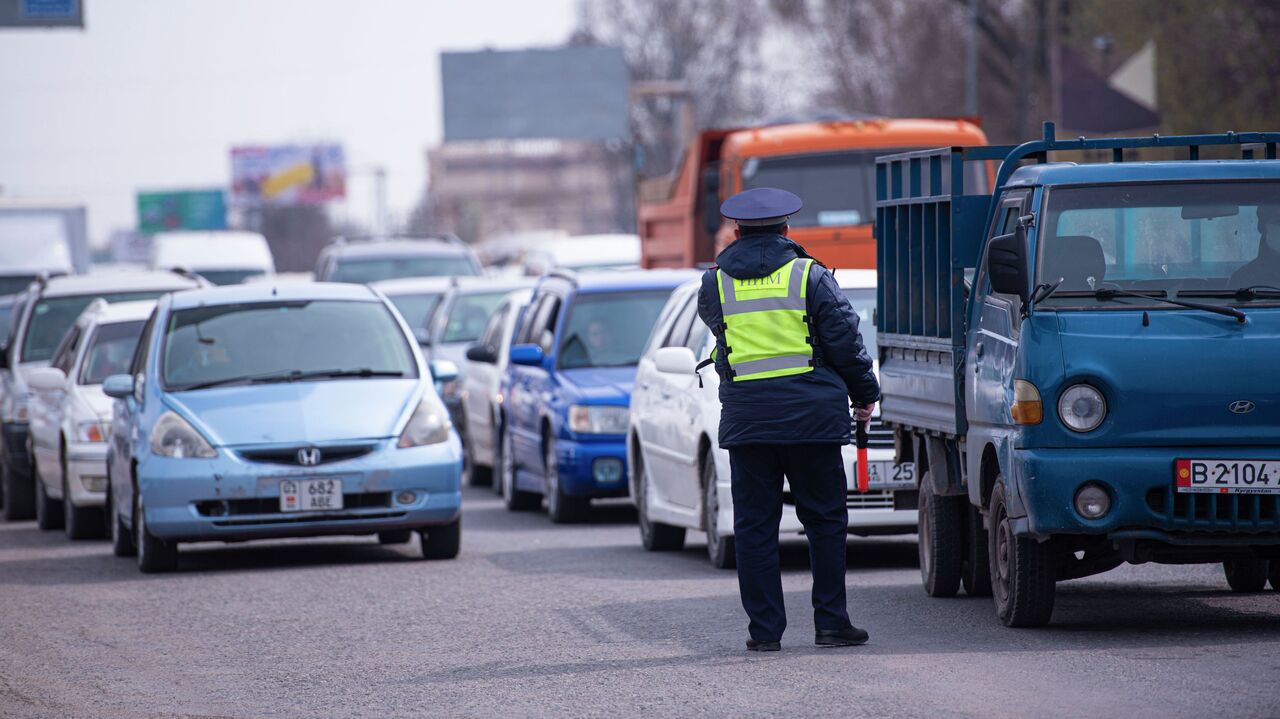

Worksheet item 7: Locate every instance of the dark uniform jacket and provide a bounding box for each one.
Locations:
[697,233,880,448]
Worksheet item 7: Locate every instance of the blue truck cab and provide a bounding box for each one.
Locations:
[497,269,696,523]
[876,123,1280,626]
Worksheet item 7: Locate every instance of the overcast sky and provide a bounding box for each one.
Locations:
[0,0,577,245]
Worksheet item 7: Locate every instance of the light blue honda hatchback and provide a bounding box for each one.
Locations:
[103,282,463,572]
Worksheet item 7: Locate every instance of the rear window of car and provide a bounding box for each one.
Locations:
[387,292,445,333]
[330,256,479,284]
[442,292,508,344]
[80,320,146,385]
[22,291,171,363]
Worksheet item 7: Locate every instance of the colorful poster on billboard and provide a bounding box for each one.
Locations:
[136,189,227,232]
[230,144,346,206]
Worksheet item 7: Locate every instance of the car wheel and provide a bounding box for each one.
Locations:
[135,495,178,573]
[962,502,993,596]
[109,480,135,557]
[918,469,963,598]
[990,478,1055,627]
[634,445,684,550]
[63,463,103,540]
[2,458,34,521]
[378,530,413,545]
[34,464,64,531]
[490,421,505,495]
[419,517,460,560]
[545,435,589,524]
[1223,559,1269,592]
[463,430,492,488]
[701,452,733,568]
[501,428,539,511]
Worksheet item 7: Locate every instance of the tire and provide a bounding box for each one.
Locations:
[490,422,505,495]
[500,428,539,511]
[989,478,1055,627]
[463,431,492,488]
[34,465,63,531]
[135,495,178,573]
[962,502,993,597]
[1268,561,1280,591]
[63,467,104,540]
[377,530,413,545]
[108,481,135,557]
[2,459,34,521]
[420,518,460,560]
[918,469,964,597]
[635,444,684,550]
[1223,559,1269,592]
[545,435,589,524]
[702,451,734,569]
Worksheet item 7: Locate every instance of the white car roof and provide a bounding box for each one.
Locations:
[38,270,202,298]
[84,299,157,325]
[833,268,876,290]
[151,230,274,272]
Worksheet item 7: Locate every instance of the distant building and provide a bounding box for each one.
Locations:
[426,139,633,245]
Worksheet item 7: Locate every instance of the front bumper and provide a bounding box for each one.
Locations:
[1013,446,1280,542]
[65,443,108,507]
[555,434,629,498]
[137,437,463,543]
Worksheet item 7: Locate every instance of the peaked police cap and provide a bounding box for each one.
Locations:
[719,188,803,226]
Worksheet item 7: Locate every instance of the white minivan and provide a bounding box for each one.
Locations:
[627,270,917,568]
[150,230,275,285]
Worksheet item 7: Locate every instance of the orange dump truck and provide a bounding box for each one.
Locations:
[638,118,989,269]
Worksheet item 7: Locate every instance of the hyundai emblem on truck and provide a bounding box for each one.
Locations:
[1229,400,1256,415]
[297,447,322,466]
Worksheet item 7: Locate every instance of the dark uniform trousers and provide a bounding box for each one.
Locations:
[728,442,851,642]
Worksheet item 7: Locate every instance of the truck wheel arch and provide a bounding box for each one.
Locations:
[979,445,1001,511]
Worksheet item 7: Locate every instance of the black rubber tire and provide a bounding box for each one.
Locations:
[462,413,492,488]
[1223,559,1270,592]
[377,530,413,545]
[545,435,589,524]
[500,428,539,511]
[990,479,1056,627]
[490,420,505,495]
[962,501,993,597]
[2,459,34,521]
[1268,561,1280,591]
[420,517,460,560]
[135,496,178,573]
[34,466,63,531]
[918,469,964,597]
[702,451,734,569]
[635,445,684,550]
[109,484,136,557]
[63,468,103,540]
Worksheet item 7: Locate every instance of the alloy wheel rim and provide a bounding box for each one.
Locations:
[995,511,1012,603]
[919,495,932,576]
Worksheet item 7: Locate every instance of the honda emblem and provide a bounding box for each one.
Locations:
[297,447,322,466]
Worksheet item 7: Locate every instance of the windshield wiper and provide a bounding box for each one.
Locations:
[175,368,404,391]
[1055,286,1247,323]
[1177,285,1280,301]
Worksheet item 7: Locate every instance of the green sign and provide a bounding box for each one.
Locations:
[137,189,227,232]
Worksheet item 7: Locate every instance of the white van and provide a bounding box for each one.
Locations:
[150,230,275,285]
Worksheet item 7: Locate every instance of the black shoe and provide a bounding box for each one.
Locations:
[815,625,869,647]
[746,638,781,652]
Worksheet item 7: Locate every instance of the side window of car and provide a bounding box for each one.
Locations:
[684,317,709,355]
[129,312,157,376]
[50,325,80,375]
[514,294,545,345]
[535,297,561,355]
[664,296,699,348]
[479,301,507,349]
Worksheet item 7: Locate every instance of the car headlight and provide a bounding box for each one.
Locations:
[150,411,217,458]
[75,420,108,443]
[397,392,452,448]
[1058,384,1106,432]
[568,405,629,435]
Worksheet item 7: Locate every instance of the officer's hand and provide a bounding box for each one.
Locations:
[853,403,874,424]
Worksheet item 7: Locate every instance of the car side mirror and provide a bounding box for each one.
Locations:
[414,328,432,346]
[653,346,697,375]
[27,367,67,392]
[102,374,135,399]
[509,343,545,367]
[986,224,1029,303]
[429,359,459,385]
[465,343,497,364]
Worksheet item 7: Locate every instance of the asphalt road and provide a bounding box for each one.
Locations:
[2,486,1279,719]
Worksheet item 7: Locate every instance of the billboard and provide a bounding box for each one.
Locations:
[441,46,629,142]
[0,0,82,28]
[136,189,227,232]
[230,143,345,206]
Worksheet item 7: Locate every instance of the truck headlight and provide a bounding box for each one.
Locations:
[1059,384,1106,432]
[150,411,217,458]
[568,405,629,435]
[397,393,452,447]
[76,420,108,443]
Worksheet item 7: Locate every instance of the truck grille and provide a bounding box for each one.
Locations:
[863,419,893,449]
[846,490,895,510]
[1146,488,1280,532]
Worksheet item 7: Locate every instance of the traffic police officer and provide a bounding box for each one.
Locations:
[696,187,880,652]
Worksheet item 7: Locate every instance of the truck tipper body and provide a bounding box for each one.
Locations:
[0,202,89,294]
[875,123,1280,626]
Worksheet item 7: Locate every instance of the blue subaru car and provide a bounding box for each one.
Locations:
[103,282,463,572]
[497,269,697,522]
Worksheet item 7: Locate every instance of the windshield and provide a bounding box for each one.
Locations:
[742,151,877,228]
[1038,182,1280,307]
[558,290,672,370]
[22,291,170,363]
[442,292,508,344]
[80,320,145,385]
[162,300,417,390]
[330,256,479,283]
[841,288,878,358]
[197,269,266,286]
[387,292,444,334]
